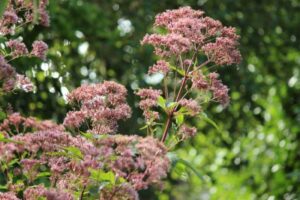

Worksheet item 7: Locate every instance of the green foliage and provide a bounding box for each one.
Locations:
[0,0,9,19]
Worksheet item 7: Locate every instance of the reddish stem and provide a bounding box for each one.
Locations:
[161,76,188,142]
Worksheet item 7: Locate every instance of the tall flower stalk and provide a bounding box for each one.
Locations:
[0,5,241,200]
[138,6,241,144]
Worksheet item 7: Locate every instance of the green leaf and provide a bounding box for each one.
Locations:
[0,133,22,144]
[169,65,185,76]
[0,110,6,120]
[169,153,205,182]
[200,112,221,132]
[0,185,7,190]
[177,159,205,181]
[89,169,116,185]
[166,102,178,109]
[139,124,148,130]
[8,158,19,167]
[175,113,184,126]
[36,172,51,178]
[63,146,83,160]
[81,132,94,140]
[157,96,166,110]
[0,0,8,19]
[168,152,205,181]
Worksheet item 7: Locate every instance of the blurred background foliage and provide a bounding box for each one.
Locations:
[1,0,300,199]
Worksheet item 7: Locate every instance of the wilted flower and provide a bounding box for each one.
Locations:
[179,124,197,139]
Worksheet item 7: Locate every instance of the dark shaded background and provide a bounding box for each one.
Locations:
[2,0,300,199]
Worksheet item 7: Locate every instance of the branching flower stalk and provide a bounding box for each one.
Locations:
[0,5,241,200]
[138,6,241,145]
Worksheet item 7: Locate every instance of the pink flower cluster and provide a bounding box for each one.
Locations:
[139,7,241,143]
[6,40,28,57]
[192,71,209,90]
[0,129,99,190]
[64,81,132,134]
[142,6,241,65]
[136,88,162,121]
[0,127,169,199]
[95,135,170,190]
[179,98,201,116]
[6,39,48,60]
[0,192,19,200]
[23,185,73,200]
[191,72,230,106]
[0,1,49,93]
[0,0,50,35]
[179,124,197,139]
[0,56,16,92]
[15,74,34,92]
[142,33,191,57]
[209,72,230,106]
[0,112,64,135]
[31,40,48,60]
[148,60,170,75]
[100,183,139,200]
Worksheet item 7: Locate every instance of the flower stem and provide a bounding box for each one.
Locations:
[161,75,188,142]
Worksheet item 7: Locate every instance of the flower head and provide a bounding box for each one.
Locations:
[31,41,48,60]
[7,40,28,57]
[148,60,170,75]
[208,72,230,106]
[179,124,197,139]
[65,81,131,134]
